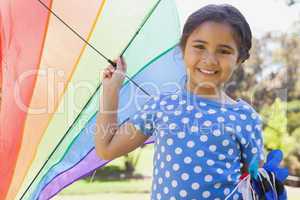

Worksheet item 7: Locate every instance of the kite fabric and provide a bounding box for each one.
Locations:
[0,0,181,199]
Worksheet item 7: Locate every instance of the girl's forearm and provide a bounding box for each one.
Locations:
[95,86,120,156]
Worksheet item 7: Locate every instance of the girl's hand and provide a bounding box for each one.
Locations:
[102,57,127,90]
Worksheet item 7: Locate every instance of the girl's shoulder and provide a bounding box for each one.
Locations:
[235,98,263,123]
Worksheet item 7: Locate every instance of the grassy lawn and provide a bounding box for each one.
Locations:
[55,183,300,200]
[59,179,152,195]
[54,193,150,200]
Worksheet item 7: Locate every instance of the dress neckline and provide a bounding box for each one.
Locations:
[179,85,244,109]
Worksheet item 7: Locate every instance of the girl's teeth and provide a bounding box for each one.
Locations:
[199,69,217,74]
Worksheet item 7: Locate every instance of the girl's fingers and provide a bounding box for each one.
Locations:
[120,56,127,68]
[103,65,115,77]
[103,68,112,78]
[102,57,126,79]
[107,65,115,72]
[116,56,127,72]
[104,68,111,74]
[102,72,108,79]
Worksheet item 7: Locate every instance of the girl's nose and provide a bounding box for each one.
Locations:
[202,52,218,66]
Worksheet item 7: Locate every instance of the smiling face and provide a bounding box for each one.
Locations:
[183,21,241,94]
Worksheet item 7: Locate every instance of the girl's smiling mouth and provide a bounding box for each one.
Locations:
[196,68,219,75]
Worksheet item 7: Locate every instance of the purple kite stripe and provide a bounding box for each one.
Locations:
[39,139,154,200]
[35,148,96,199]
[39,149,108,200]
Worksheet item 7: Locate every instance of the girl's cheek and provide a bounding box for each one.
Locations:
[187,50,199,61]
[223,66,236,82]
[217,63,231,79]
[185,54,199,68]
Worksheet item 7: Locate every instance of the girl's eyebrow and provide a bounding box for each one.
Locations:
[218,44,235,51]
[193,39,235,51]
[193,39,207,44]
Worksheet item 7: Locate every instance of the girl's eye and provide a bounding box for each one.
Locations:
[218,49,231,54]
[193,45,205,50]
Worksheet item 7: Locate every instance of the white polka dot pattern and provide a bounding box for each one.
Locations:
[128,92,263,200]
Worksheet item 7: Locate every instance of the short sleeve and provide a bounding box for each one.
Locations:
[240,113,265,165]
[128,96,159,137]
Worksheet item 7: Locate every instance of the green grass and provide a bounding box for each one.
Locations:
[60,179,152,195]
[55,193,150,200]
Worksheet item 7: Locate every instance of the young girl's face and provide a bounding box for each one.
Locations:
[183,21,241,90]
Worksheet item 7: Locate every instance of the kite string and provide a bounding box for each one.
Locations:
[224,174,249,200]
[37,0,115,66]
[259,168,278,200]
[224,174,259,200]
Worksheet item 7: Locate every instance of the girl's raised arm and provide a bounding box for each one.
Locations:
[94,57,149,160]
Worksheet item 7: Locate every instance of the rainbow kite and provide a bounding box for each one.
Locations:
[0,0,183,199]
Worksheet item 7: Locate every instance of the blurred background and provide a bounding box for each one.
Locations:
[8,0,296,199]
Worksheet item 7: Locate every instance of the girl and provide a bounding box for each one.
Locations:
[95,4,265,200]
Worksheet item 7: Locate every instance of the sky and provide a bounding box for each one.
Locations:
[175,0,300,37]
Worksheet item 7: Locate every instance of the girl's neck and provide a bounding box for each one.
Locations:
[185,81,236,104]
[185,81,222,98]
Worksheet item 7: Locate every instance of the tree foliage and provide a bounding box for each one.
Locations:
[260,98,296,155]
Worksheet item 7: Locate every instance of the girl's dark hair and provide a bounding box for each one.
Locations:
[180,4,252,63]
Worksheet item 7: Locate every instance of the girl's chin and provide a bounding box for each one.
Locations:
[196,84,218,89]
[191,77,220,87]
[192,80,219,89]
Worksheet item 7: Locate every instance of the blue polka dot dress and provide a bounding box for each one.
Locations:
[128,87,265,200]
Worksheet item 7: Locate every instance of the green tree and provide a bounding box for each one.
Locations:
[228,22,300,110]
[261,98,296,155]
[287,100,300,134]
